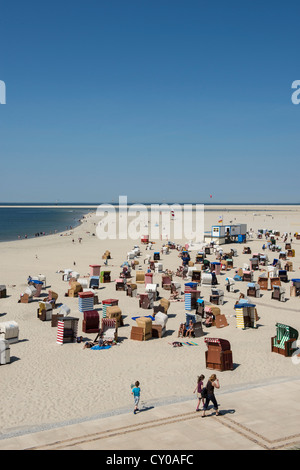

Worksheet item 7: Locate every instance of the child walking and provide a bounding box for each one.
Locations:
[131,381,141,414]
[193,374,205,411]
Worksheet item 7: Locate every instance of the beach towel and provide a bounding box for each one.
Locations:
[91,345,112,350]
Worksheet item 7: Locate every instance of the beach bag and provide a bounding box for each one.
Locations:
[201,387,208,399]
[172,341,183,347]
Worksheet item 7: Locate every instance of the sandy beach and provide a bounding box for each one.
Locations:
[0,205,300,437]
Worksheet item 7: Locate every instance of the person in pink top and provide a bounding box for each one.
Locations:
[193,374,205,412]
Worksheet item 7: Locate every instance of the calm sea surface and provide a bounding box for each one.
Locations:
[0,206,95,242]
[0,202,297,243]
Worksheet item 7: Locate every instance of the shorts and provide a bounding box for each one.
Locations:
[134,396,140,406]
[197,392,203,399]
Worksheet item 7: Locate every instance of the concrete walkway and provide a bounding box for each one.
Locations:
[1,376,300,450]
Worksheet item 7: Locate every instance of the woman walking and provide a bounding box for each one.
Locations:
[193,374,205,411]
[202,374,221,417]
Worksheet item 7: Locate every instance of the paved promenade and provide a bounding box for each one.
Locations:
[1,376,299,451]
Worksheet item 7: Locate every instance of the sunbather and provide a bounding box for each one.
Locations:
[185,320,195,338]
[204,314,214,328]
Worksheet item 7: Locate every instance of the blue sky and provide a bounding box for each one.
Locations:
[0,0,300,203]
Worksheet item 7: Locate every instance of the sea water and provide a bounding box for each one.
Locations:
[0,205,95,242]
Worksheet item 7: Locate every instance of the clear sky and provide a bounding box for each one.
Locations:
[0,0,300,203]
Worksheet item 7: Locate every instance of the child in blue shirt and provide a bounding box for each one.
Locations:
[131,381,141,414]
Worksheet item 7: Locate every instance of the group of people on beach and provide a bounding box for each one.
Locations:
[131,375,221,417]
[17,225,77,240]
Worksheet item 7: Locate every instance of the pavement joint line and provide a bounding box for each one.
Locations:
[1,375,299,443]
[218,415,300,450]
[213,416,269,450]
[17,405,300,451]
[223,414,300,445]
[26,412,203,450]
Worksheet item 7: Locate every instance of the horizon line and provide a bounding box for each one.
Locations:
[0,202,300,206]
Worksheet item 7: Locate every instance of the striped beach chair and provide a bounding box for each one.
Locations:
[56,317,79,345]
[102,299,119,319]
[185,292,192,311]
[271,323,298,357]
[101,318,118,342]
[234,303,257,329]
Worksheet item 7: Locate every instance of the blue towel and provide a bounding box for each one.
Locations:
[91,345,111,350]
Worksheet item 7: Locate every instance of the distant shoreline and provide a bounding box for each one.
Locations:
[0,204,300,209]
[0,207,93,244]
[0,201,300,209]
[0,204,298,243]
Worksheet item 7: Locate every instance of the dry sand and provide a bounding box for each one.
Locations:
[0,205,300,436]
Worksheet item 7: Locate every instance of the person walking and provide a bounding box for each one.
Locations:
[193,374,205,411]
[131,381,141,414]
[202,374,221,417]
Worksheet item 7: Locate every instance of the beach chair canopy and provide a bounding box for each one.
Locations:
[273,323,298,349]
[24,285,37,296]
[155,311,168,329]
[211,288,223,296]
[101,318,117,341]
[59,304,71,316]
[185,282,198,289]
[145,283,157,292]
[234,302,256,309]
[258,272,268,279]
[204,337,231,351]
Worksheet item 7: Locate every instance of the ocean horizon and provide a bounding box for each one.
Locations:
[0,202,300,206]
[0,207,89,242]
[0,203,298,243]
